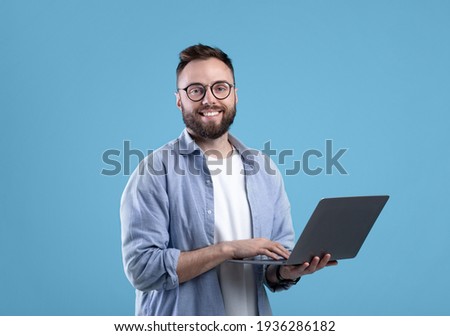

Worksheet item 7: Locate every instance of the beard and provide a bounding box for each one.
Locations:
[181,101,236,140]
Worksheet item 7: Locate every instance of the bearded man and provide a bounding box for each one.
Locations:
[120,44,335,316]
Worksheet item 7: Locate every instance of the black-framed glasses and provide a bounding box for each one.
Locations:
[177,81,235,102]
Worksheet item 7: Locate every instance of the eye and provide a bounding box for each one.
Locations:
[188,85,204,96]
[213,83,229,93]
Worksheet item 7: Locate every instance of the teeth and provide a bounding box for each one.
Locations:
[202,111,219,117]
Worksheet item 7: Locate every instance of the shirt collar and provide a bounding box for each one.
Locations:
[177,129,202,155]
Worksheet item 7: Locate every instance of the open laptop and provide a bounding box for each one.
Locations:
[228,195,389,265]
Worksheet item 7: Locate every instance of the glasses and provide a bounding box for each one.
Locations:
[177,81,235,102]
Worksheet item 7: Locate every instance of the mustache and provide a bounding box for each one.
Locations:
[198,104,225,113]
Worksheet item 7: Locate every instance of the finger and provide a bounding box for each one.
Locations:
[289,263,310,272]
[287,261,313,274]
[283,264,308,278]
[317,254,332,269]
[318,254,339,268]
[308,256,320,271]
[261,249,287,260]
[297,257,320,275]
[260,242,290,259]
[257,244,286,260]
[299,262,310,273]
[271,244,290,259]
[267,241,290,255]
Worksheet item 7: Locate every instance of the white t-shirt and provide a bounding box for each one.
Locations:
[207,149,257,316]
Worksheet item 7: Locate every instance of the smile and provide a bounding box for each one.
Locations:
[199,111,221,117]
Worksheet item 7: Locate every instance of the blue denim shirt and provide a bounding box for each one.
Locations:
[120,129,295,315]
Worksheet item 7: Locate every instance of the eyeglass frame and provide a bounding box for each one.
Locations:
[177,81,236,102]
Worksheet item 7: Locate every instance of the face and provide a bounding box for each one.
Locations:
[176,58,238,140]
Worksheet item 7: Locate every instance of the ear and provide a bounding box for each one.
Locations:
[234,87,239,104]
[175,92,182,111]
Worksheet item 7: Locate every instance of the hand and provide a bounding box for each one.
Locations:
[223,238,290,260]
[279,254,338,280]
[178,238,290,284]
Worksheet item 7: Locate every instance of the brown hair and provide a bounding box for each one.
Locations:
[176,44,235,82]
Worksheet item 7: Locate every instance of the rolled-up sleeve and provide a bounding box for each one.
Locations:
[120,155,180,292]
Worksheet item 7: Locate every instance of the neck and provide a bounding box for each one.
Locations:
[188,130,233,159]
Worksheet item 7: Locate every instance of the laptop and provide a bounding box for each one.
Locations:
[228,195,389,265]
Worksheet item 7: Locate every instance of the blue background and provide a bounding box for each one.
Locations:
[1,0,449,315]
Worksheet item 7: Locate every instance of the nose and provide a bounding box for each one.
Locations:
[201,85,217,105]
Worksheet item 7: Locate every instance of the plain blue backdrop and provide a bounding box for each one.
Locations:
[1,0,449,315]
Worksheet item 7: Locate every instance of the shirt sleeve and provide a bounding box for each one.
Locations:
[261,156,296,292]
[120,154,180,292]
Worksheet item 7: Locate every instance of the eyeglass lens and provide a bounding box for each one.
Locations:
[186,82,231,101]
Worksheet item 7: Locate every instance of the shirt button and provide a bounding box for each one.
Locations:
[206,179,211,184]
[207,209,213,215]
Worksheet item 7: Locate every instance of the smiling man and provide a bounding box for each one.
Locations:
[120,44,336,316]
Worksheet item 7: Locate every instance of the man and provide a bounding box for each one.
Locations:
[120,44,336,316]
